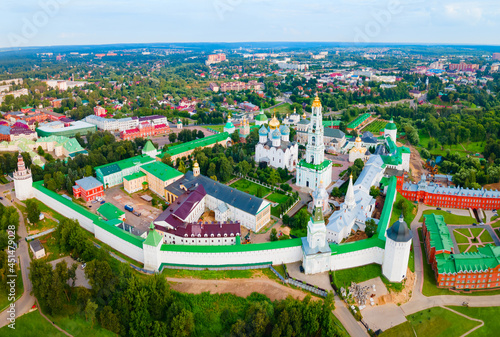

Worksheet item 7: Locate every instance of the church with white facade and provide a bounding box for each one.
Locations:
[254,115,299,171]
[296,95,333,190]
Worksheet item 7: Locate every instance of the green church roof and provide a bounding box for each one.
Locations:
[255,113,268,121]
[385,119,397,130]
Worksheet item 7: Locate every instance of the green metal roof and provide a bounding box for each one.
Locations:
[140,161,182,182]
[297,159,332,171]
[322,120,341,127]
[98,203,125,220]
[330,237,385,255]
[162,132,229,157]
[123,171,146,181]
[160,262,272,270]
[424,213,454,253]
[142,140,156,153]
[144,227,163,246]
[95,155,154,177]
[377,176,397,241]
[436,245,500,274]
[385,121,397,130]
[160,237,302,253]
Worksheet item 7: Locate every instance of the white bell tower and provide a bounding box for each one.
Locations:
[13,154,34,201]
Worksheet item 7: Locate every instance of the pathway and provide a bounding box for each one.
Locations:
[441,306,484,337]
[36,300,73,337]
[0,188,36,328]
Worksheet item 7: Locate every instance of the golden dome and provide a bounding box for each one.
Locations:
[193,161,199,168]
[302,112,307,119]
[355,136,362,142]
[312,94,322,108]
[293,107,297,114]
[269,114,280,129]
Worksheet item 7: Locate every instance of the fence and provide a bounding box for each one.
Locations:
[269,264,330,297]
[92,242,155,274]
[25,227,56,241]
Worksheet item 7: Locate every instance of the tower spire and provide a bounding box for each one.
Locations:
[345,174,356,209]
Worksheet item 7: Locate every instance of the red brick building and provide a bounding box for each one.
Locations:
[121,122,169,140]
[73,176,104,202]
[423,213,500,290]
[94,106,107,117]
[398,175,500,210]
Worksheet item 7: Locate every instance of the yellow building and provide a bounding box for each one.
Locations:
[139,162,183,198]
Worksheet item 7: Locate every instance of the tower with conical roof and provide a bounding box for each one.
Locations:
[296,94,333,190]
[143,223,163,271]
[382,214,413,282]
[344,174,356,210]
[14,154,33,201]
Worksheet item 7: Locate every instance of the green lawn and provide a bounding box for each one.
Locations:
[390,193,418,227]
[479,230,494,243]
[0,310,67,337]
[419,210,475,225]
[0,267,23,312]
[406,306,479,337]
[470,228,483,238]
[380,321,414,337]
[458,244,469,253]
[161,268,265,280]
[330,263,403,292]
[453,229,471,243]
[266,192,291,205]
[272,264,286,279]
[268,103,293,115]
[229,179,271,197]
[449,305,500,337]
[201,125,224,132]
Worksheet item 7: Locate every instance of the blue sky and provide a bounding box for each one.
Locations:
[1,0,499,48]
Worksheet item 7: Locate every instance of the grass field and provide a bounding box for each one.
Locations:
[330,263,403,292]
[417,131,485,158]
[268,103,293,115]
[361,120,387,134]
[419,210,475,225]
[383,306,480,337]
[453,229,470,243]
[229,179,271,197]
[266,192,291,204]
[479,230,494,243]
[0,267,23,312]
[390,193,418,227]
[0,310,67,337]
[201,125,224,132]
[161,267,279,281]
[37,232,65,262]
[449,306,500,337]
[470,228,483,237]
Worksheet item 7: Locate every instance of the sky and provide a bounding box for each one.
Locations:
[1,0,499,48]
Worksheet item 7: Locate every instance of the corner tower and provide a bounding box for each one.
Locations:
[382,214,413,282]
[13,154,34,201]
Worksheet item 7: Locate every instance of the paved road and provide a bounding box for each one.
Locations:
[333,295,370,337]
[0,183,35,328]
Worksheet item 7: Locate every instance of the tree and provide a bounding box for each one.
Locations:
[99,306,121,334]
[85,299,98,328]
[237,160,252,177]
[177,160,187,174]
[25,199,41,224]
[365,219,377,238]
[171,309,195,337]
[169,132,177,143]
[331,187,343,198]
[231,130,240,143]
[207,162,216,178]
[270,228,278,241]
[219,157,233,182]
[369,186,380,198]
[268,169,281,185]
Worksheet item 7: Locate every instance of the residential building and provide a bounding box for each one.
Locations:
[206,53,226,65]
[165,170,271,232]
[137,161,183,198]
[73,176,104,202]
[29,239,46,259]
[94,106,107,117]
[95,155,155,189]
[154,183,240,245]
[448,62,479,72]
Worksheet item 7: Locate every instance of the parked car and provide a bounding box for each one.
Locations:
[81,263,86,270]
[472,223,477,226]
[299,265,305,273]
[133,211,141,217]
[91,200,97,204]
[100,200,105,204]
[0,197,3,200]
[436,207,441,210]
[88,205,92,208]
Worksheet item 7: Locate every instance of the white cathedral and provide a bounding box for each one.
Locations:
[296,95,333,190]
[255,115,299,171]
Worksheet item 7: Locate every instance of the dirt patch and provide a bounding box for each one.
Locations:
[409,145,425,181]
[167,276,312,301]
[389,268,416,305]
[484,182,500,190]
[344,231,368,243]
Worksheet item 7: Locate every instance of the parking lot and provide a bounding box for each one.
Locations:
[87,186,164,232]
